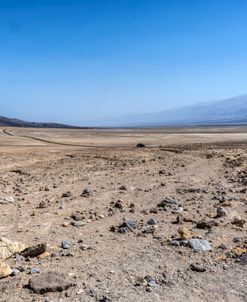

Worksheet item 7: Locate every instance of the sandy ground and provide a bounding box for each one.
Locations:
[0,127,247,302]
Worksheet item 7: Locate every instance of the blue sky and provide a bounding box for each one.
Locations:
[0,0,247,124]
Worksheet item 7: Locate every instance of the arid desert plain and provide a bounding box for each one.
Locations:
[0,126,247,302]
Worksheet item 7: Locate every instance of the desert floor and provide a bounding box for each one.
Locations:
[0,126,247,302]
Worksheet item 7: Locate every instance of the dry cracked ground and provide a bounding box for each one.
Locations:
[0,127,247,302]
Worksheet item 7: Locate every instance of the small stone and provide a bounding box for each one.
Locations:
[38,201,48,209]
[62,191,72,198]
[238,254,247,265]
[15,254,26,261]
[147,218,157,225]
[231,218,246,228]
[217,207,227,218]
[136,143,145,148]
[11,268,21,276]
[21,243,47,258]
[144,276,157,287]
[119,185,127,190]
[38,252,50,260]
[30,267,40,274]
[28,272,74,294]
[71,221,86,227]
[61,241,71,250]
[114,199,124,209]
[79,245,89,251]
[171,240,181,247]
[2,196,15,203]
[0,262,12,279]
[188,239,211,252]
[81,189,92,197]
[118,218,137,234]
[178,227,192,240]
[190,263,206,272]
[196,220,218,229]
[218,243,228,250]
[71,213,84,221]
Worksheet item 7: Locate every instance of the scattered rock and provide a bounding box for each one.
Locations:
[61,240,71,250]
[114,199,124,210]
[62,191,72,198]
[79,244,90,251]
[114,218,138,234]
[0,196,15,204]
[38,251,50,260]
[30,267,40,274]
[0,262,12,279]
[157,197,179,211]
[21,243,47,258]
[238,254,247,265]
[119,185,127,191]
[71,213,84,221]
[136,143,145,148]
[147,218,157,225]
[178,227,192,240]
[188,239,211,252]
[38,201,48,209]
[71,221,86,227]
[231,217,246,228]
[81,189,92,197]
[11,268,21,276]
[190,263,206,272]
[144,275,157,287]
[0,237,25,261]
[196,220,218,230]
[27,272,74,294]
[216,207,227,218]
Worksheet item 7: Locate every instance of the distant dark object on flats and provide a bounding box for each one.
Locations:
[136,143,145,148]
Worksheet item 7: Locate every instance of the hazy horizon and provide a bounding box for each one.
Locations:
[1,1,247,124]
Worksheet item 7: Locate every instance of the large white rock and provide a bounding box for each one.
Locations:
[0,237,25,261]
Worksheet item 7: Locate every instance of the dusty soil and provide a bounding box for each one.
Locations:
[0,127,247,302]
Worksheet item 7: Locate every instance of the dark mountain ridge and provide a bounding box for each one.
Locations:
[0,116,82,128]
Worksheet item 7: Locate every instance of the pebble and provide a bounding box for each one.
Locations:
[188,239,211,252]
[79,244,89,251]
[71,221,86,227]
[190,263,206,272]
[144,275,157,287]
[0,263,12,279]
[147,218,157,225]
[30,267,40,274]
[2,196,15,204]
[61,240,71,250]
[136,143,145,148]
[21,243,47,258]
[217,207,227,218]
[81,189,92,197]
[62,191,72,198]
[11,268,21,276]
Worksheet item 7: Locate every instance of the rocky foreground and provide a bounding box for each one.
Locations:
[0,143,247,301]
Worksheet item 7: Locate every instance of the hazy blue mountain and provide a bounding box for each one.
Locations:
[1,94,247,128]
[88,94,247,127]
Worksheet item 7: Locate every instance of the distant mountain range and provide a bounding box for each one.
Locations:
[1,94,247,128]
[0,116,81,128]
[89,94,247,127]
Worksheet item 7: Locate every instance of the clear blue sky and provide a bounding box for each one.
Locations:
[1,0,247,124]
